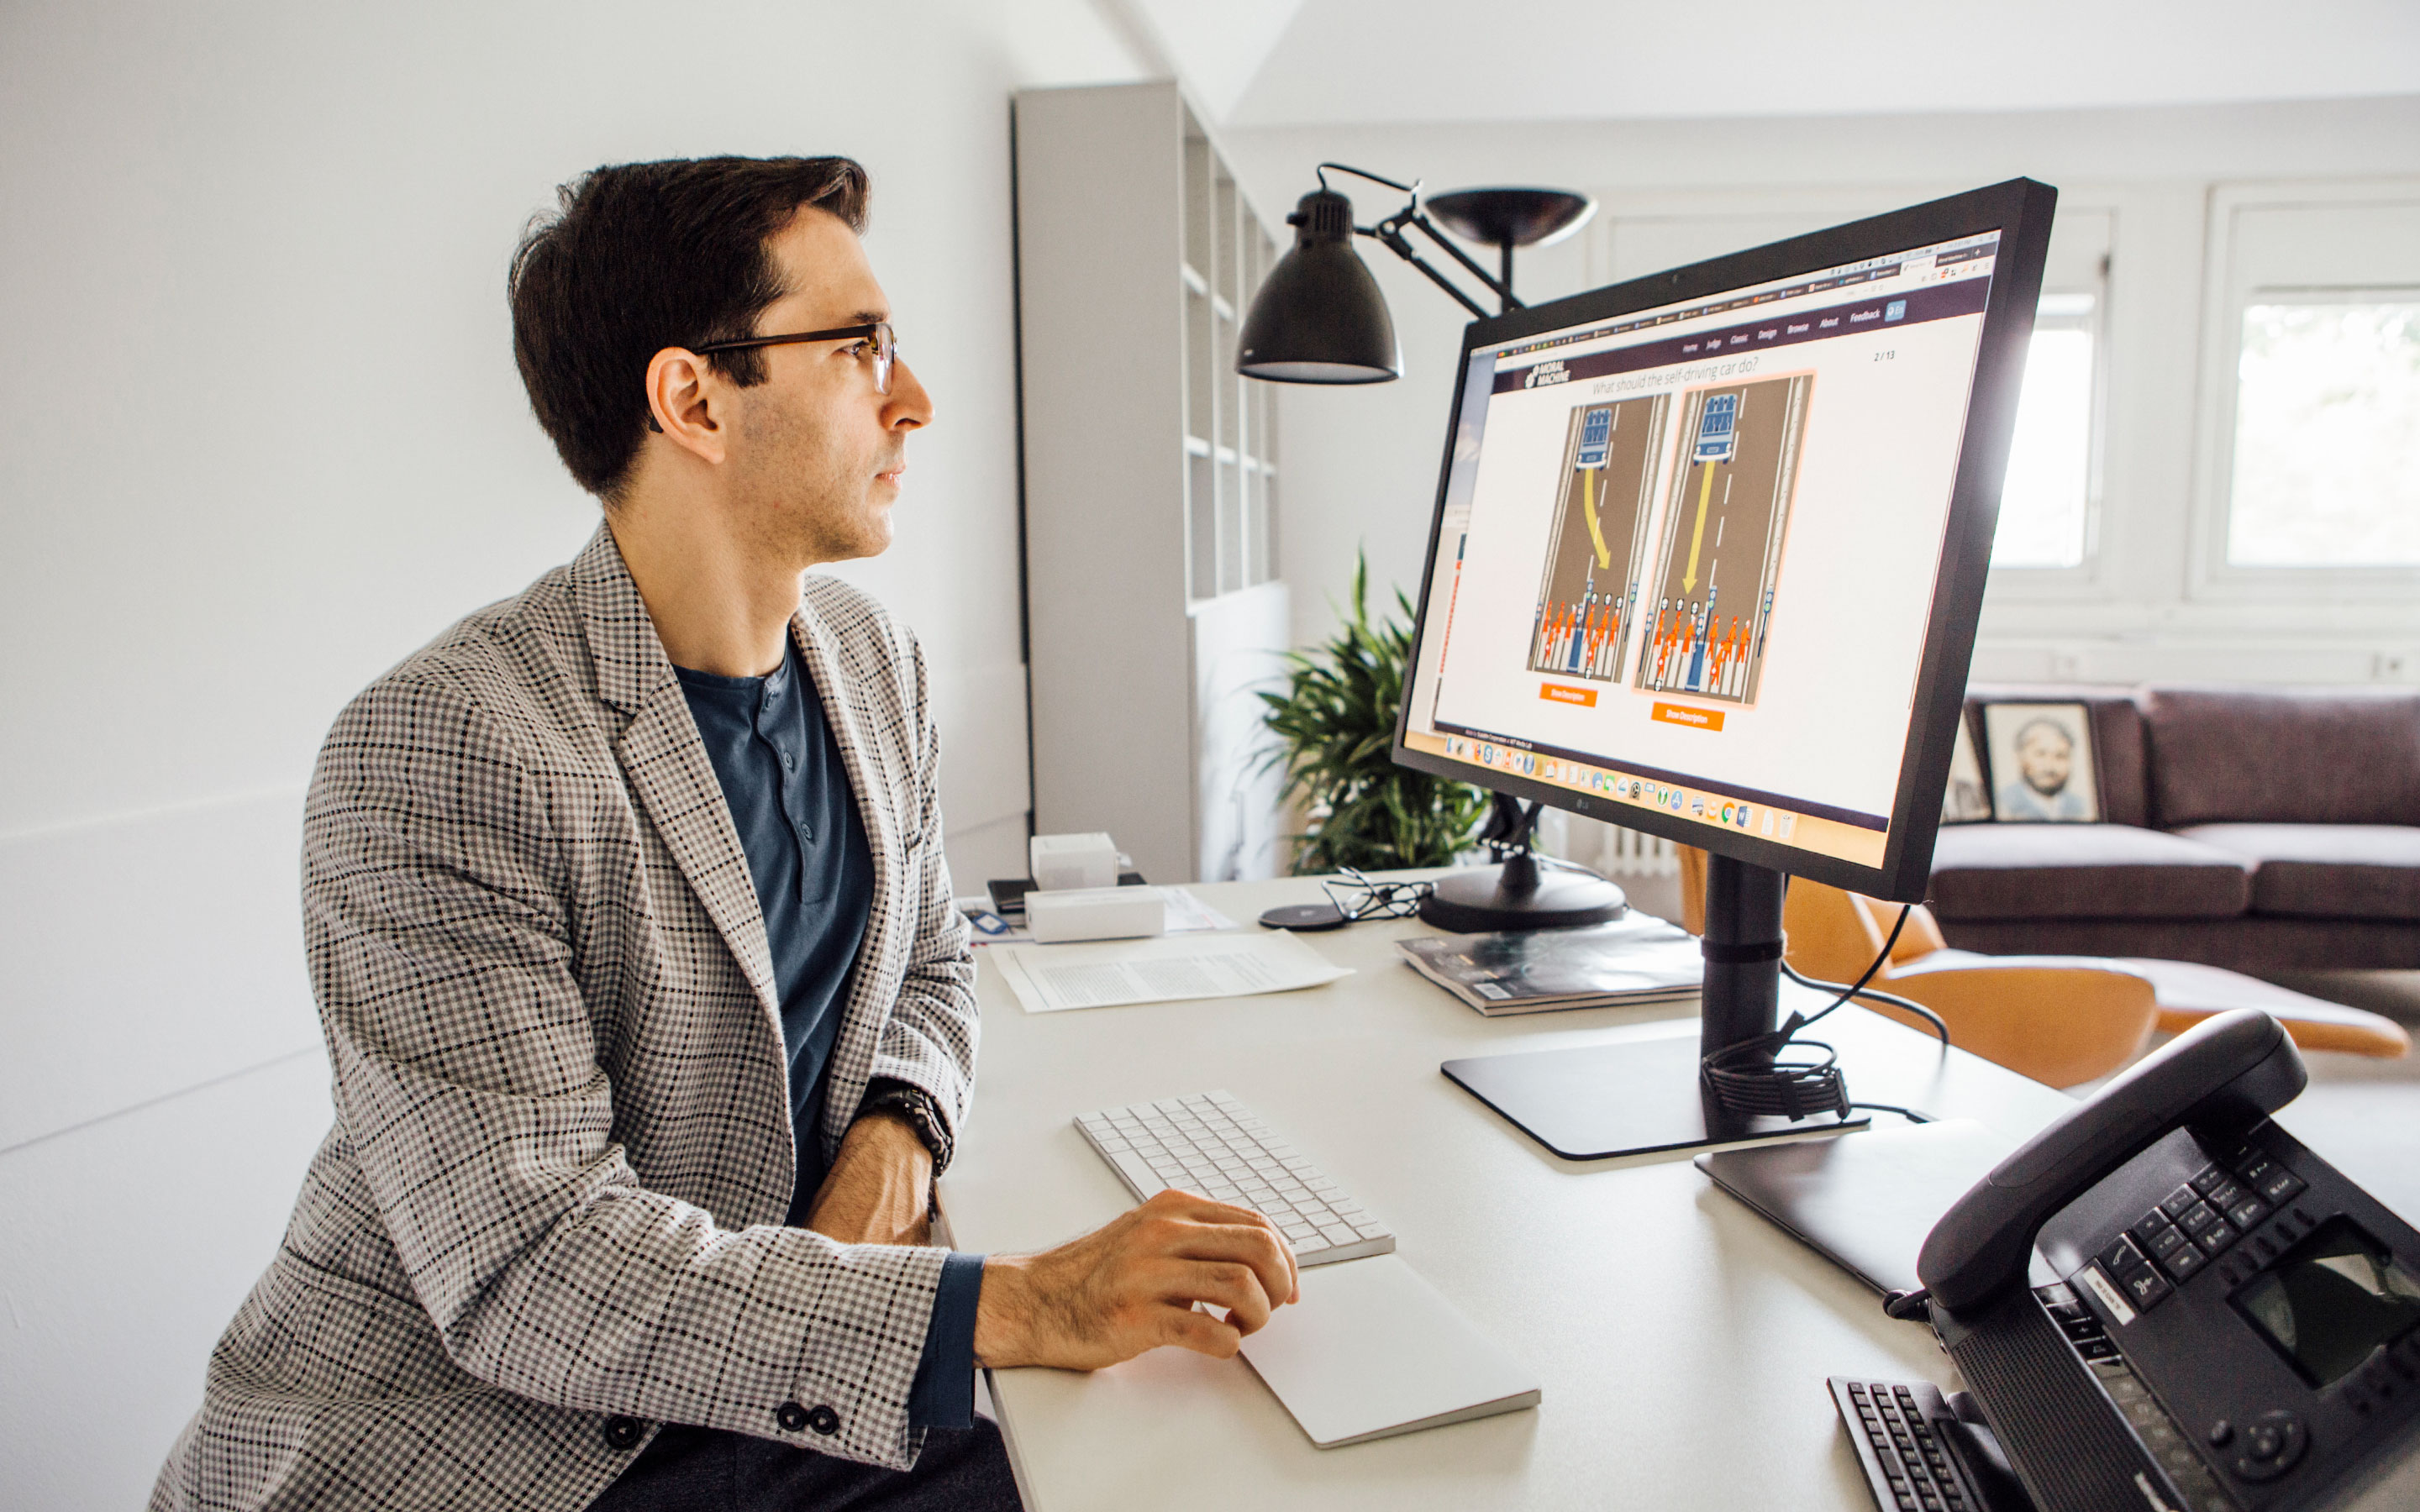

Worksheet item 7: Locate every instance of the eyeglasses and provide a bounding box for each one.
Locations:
[693,321,897,395]
[1320,868,1434,922]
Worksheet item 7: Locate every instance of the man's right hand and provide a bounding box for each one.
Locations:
[972,1189,1300,1371]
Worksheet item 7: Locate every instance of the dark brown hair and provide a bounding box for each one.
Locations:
[508,155,870,499]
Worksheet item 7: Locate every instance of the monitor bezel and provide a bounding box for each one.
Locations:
[1389,177,2058,902]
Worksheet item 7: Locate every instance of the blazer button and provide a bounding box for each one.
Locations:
[776,1401,810,1433]
[806,1404,840,1436]
[602,1415,644,1451]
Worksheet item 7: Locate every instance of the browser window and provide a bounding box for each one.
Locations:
[1401,233,2002,869]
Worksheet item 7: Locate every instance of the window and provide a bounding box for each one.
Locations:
[1991,292,2100,570]
[2226,297,2420,568]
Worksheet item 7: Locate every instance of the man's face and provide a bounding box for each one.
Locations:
[2017,724,2072,796]
[721,207,933,567]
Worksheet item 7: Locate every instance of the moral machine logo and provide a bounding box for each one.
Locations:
[1523,359,1571,389]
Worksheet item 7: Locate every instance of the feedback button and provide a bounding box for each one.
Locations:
[1652,701,1725,731]
[1539,683,1597,708]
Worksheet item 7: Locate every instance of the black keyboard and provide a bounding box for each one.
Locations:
[1830,1378,1985,1512]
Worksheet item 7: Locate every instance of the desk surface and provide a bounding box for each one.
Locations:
[939,876,2090,1511]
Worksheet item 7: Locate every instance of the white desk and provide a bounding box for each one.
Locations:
[939,875,2088,1511]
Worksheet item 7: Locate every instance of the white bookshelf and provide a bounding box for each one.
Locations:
[1013,81,1288,885]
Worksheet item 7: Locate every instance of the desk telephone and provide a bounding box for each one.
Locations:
[1848,1011,2420,1512]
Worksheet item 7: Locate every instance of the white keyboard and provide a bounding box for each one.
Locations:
[1074,1090,1396,1266]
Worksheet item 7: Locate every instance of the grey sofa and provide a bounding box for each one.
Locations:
[1928,684,2420,972]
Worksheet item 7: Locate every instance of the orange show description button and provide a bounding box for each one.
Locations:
[1652,701,1725,731]
[1539,682,1597,708]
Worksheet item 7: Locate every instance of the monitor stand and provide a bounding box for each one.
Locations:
[1418,795,1628,934]
[1441,853,1867,1159]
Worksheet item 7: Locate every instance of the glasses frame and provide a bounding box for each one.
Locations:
[692,321,896,394]
[1320,868,1435,923]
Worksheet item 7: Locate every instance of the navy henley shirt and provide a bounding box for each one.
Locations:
[676,638,982,1431]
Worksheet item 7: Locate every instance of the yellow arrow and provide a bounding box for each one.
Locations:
[1581,463,1612,570]
[1681,460,1713,592]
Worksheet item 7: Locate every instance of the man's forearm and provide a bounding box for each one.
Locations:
[803,1110,934,1246]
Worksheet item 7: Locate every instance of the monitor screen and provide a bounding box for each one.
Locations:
[1394,182,2053,899]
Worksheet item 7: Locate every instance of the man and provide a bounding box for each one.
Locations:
[1996,715,2090,822]
[153,156,1296,1512]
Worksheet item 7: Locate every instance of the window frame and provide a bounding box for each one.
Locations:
[1985,269,2111,583]
[2188,180,2420,605]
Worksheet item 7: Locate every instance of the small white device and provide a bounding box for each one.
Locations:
[1074,1090,1394,1265]
[1237,1254,1541,1447]
[1029,831,1119,892]
[1025,886,1166,943]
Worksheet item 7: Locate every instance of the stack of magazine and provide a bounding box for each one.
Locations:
[1397,911,1702,1016]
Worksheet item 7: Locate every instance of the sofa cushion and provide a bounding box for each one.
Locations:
[2175,823,2420,921]
[2143,686,2420,827]
[1965,684,2149,828]
[1928,823,2253,921]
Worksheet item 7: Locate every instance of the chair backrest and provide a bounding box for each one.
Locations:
[1676,844,1946,976]
[1783,876,1893,984]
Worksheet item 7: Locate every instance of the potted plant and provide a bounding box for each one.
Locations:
[1260,555,1491,874]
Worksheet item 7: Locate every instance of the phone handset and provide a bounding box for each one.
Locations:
[1918,1009,2307,1316]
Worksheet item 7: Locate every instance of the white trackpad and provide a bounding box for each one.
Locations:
[1236,1253,1540,1447]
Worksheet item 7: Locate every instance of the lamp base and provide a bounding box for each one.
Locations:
[1417,852,1628,934]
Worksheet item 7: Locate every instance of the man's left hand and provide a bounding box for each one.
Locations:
[804,1110,934,1247]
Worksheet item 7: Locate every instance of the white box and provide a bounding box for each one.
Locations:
[1030,832,1119,892]
[1026,887,1166,944]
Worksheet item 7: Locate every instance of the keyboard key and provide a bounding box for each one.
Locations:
[2160,1186,2201,1220]
[2121,1265,2172,1310]
[2098,1236,2145,1277]
[2228,1196,2271,1231]
[1076,1092,1394,1264]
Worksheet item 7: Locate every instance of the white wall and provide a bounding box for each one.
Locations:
[1224,95,2420,685]
[0,3,1150,1502]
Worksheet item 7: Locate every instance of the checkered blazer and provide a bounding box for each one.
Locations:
[152,526,981,1511]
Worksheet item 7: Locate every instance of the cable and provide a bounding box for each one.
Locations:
[1851,1102,1936,1124]
[1699,900,1950,1126]
[1781,964,1953,1049]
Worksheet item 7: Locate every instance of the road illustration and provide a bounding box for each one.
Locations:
[1635,373,1813,706]
[1526,395,1670,684]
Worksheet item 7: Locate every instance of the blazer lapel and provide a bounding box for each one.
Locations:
[571,526,781,1024]
[792,593,902,959]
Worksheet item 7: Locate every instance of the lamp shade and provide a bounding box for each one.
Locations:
[1236,189,1400,384]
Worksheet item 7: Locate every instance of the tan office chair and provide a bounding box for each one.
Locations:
[1676,846,2156,1088]
[1675,847,2407,1087]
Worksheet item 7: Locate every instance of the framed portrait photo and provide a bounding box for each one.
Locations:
[1981,701,2101,823]
[1942,712,1992,824]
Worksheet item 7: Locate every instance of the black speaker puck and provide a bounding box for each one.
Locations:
[1259,903,1348,932]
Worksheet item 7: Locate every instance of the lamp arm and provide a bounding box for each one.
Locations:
[1360,223,1495,320]
[1396,210,1524,312]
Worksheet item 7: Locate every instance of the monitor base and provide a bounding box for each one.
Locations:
[1418,853,1628,934]
[1442,1037,1870,1161]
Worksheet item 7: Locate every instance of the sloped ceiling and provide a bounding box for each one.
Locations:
[1149,0,2420,127]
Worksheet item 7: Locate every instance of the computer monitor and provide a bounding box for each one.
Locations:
[1398,179,2056,1158]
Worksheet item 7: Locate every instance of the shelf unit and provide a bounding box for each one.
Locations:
[1014,81,1289,885]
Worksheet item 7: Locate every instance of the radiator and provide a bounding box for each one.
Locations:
[1536,810,1680,877]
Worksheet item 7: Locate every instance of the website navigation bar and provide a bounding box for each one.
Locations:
[1491,276,1987,396]
[1491,231,2000,366]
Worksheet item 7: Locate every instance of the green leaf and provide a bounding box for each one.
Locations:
[1260,549,1487,874]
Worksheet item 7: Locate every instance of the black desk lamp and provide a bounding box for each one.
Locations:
[1235,165,1594,381]
[1238,164,1618,932]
